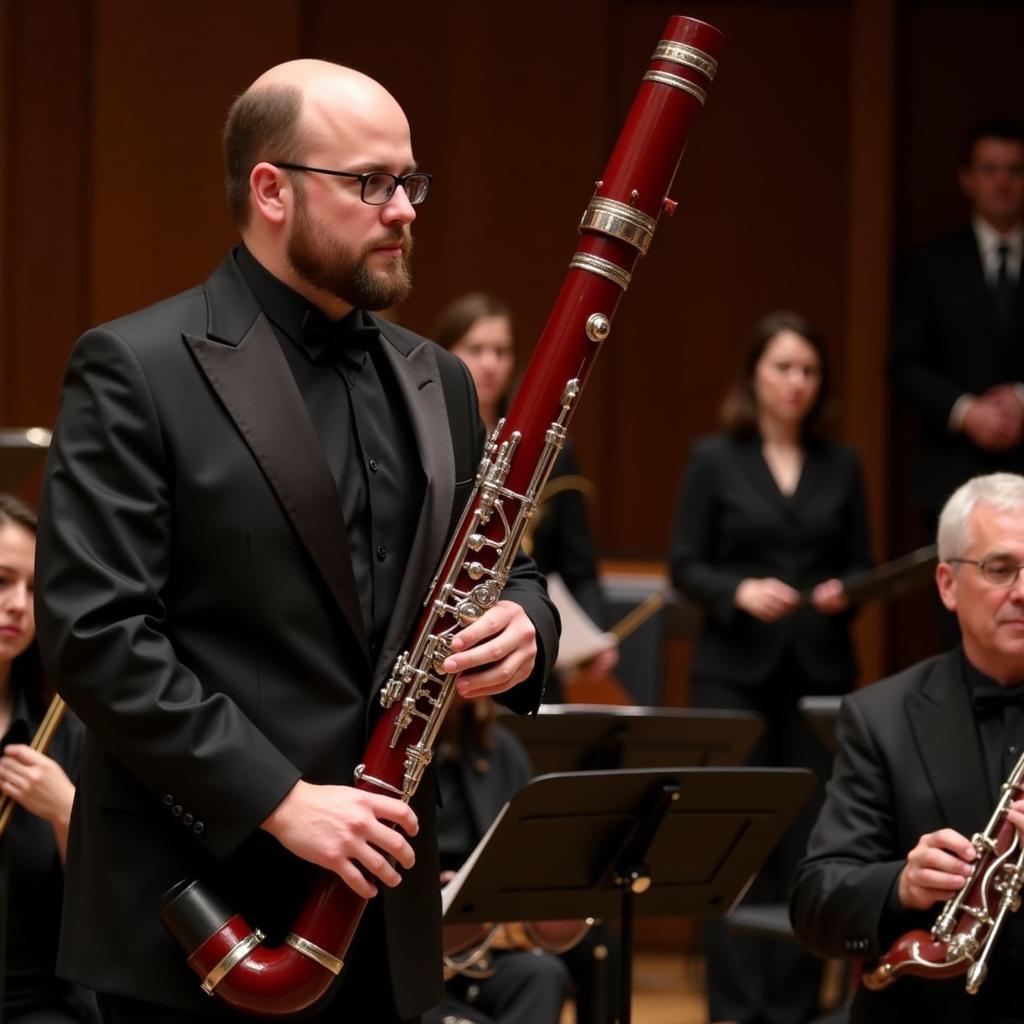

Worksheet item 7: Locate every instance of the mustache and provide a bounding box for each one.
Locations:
[363,229,412,258]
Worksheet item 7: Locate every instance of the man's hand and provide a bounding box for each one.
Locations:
[262,780,418,899]
[897,828,976,911]
[442,600,538,698]
[734,577,800,622]
[962,389,1024,451]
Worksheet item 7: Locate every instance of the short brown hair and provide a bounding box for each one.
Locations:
[431,292,515,352]
[0,493,35,533]
[720,310,831,442]
[223,84,304,226]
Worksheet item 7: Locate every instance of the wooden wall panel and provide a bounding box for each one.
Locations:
[88,0,304,324]
[593,1,852,559]
[2,1,91,431]
[1,0,1018,678]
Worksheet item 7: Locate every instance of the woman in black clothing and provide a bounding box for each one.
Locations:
[670,312,873,1024]
[432,293,616,680]
[0,495,96,1023]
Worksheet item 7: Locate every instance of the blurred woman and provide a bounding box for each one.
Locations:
[0,494,95,1023]
[432,294,617,685]
[670,311,872,1024]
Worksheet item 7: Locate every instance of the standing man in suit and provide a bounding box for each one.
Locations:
[33,60,557,1024]
[791,472,1024,1024]
[891,121,1024,526]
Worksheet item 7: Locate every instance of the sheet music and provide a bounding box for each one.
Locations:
[546,573,616,670]
[441,800,510,919]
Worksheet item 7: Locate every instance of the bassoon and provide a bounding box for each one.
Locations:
[864,750,1024,994]
[160,14,723,1016]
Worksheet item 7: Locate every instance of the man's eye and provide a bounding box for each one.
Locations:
[988,561,1016,580]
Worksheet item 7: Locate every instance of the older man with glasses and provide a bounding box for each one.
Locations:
[790,471,1024,1024]
[34,60,557,1024]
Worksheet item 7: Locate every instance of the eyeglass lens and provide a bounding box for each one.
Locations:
[981,558,1024,585]
[364,173,430,206]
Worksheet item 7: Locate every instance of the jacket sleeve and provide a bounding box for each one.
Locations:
[789,695,924,959]
[35,328,301,862]
[890,250,965,435]
[670,440,745,625]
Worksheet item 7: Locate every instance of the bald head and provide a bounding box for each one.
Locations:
[223,60,410,226]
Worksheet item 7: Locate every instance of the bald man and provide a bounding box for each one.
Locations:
[34,61,557,1023]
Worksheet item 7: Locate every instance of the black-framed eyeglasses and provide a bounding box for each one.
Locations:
[947,557,1024,587]
[271,162,432,206]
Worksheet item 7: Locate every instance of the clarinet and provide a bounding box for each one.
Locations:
[160,14,723,1016]
[864,750,1024,994]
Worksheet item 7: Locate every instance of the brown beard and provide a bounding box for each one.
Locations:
[286,188,414,310]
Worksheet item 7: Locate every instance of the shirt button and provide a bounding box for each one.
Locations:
[369,458,379,473]
[172,804,183,817]
[163,794,174,806]
[193,822,205,835]
[376,544,388,562]
[183,813,194,826]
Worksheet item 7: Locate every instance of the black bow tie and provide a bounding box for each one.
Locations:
[972,682,1024,717]
[301,309,377,367]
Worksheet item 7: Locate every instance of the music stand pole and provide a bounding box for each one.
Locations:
[608,781,680,1024]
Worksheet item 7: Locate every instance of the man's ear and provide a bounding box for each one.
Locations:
[249,163,290,226]
[936,562,958,613]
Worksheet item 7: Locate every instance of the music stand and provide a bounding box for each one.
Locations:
[442,766,815,1024]
[0,428,51,489]
[798,695,842,755]
[498,703,763,774]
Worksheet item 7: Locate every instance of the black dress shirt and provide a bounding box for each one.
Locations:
[963,653,1024,801]
[235,246,424,661]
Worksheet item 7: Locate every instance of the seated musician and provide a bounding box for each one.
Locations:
[790,472,1024,1024]
[426,695,572,1024]
[0,495,96,1023]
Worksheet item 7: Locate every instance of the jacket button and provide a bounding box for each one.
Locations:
[369,458,379,473]
[376,544,387,562]
[172,804,183,817]
[183,813,193,826]
[193,822,205,835]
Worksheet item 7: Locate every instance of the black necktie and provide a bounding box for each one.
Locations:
[993,242,1015,341]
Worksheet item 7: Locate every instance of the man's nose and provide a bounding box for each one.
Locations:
[380,185,417,226]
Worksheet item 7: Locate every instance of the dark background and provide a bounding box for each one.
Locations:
[2,0,1022,683]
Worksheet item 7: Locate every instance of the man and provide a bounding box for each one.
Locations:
[33,60,557,1023]
[891,122,1024,525]
[790,472,1024,1023]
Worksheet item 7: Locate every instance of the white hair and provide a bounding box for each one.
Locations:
[937,472,1024,560]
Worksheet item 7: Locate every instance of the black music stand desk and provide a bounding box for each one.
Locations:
[442,766,815,1024]
[0,428,51,489]
[498,704,763,774]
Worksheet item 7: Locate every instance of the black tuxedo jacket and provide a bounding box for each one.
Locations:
[790,649,1023,1023]
[34,253,557,1018]
[670,434,872,688]
[891,224,1024,514]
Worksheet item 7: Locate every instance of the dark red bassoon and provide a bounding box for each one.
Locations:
[160,14,723,1016]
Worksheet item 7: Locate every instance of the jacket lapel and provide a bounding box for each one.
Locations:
[184,257,371,666]
[372,319,455,688]
[906,651,989,836]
